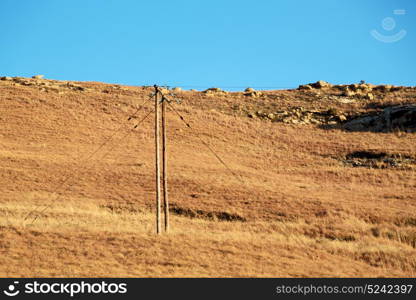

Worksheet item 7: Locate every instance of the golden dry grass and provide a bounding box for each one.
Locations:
[0,78,415,277]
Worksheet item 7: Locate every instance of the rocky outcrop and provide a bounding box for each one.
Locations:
[248,107,347,125]
[203,87,228,96]
[299,80,332,90]
[0,76,87,92]
[243,87,262,97]
[298,81,408,101]
[344,105,416,132]
[342,151,416,169]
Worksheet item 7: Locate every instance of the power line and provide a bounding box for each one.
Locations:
[163,96,245,185]
[29,109,153,224]
[25,87,247,227]
[25,98,154,224]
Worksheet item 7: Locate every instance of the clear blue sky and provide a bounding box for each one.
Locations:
[1,0,415,90]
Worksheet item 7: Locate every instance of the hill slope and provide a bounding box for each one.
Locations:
[0,77,415,277]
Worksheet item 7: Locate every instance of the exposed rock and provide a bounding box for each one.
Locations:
[360,83,375,91]
[256,110,266,118]
[348,84,360,91]
[342,151,416,169]
[333,85,348,91]
[244,87,255,92]
[160,88,170,94]
[298,84,313,90]
[374,85,393,92]
[204,87,222,93]
[365,93,374,100]
[338,115,347,122]
[0,76,12,81]
[244,90,262,97]
[203,87,228,96]
[338,97,356,104]
[248,106,348,126]
[311,80,332,89]
[70,85,86,91]
[298,81,332,90]
[172,87,182,92]
[8,76,88,93]
[32,75,44,79]
[341,86,375,100]
[344,105,416,132]
[343,89,356,97]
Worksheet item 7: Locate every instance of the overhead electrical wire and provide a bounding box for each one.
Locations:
[25,97,154,224]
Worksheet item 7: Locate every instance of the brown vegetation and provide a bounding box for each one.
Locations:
[0,77,415,277]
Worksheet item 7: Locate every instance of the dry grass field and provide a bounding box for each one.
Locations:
[0,77,415,277]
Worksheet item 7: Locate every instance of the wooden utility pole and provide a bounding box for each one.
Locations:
[162,98,169,232]
[154,85,161,234]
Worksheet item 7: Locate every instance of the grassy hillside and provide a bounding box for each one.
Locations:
[0,77,415,277]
